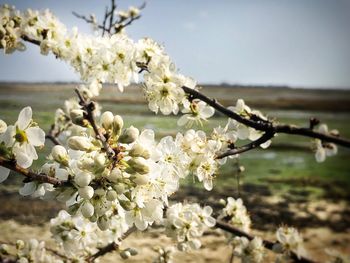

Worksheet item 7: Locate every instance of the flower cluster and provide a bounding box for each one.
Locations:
[312,124,338,162]
[0,107,45,182]
[165,203,216,251]
[0,239,62,263]
[221,197,251,232]
[273,226,305,260]
[152,246,174,263]
[50,210,134,260]
[0,4,25,53]
[231,236,265,263]
[228,99,271,149]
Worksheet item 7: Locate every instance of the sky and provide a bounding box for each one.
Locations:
[0,0,350,89]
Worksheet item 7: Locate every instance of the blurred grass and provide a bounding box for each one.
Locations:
[0,83,350,200]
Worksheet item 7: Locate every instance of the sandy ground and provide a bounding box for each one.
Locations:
[0,199,349,263]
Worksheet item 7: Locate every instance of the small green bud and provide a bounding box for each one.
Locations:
[112,115,124,136]
[100,111,114,130]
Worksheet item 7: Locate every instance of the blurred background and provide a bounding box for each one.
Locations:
[0,0,349,262]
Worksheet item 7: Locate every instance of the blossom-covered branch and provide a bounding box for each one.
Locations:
[182,86,350,149]
[216,220,315,263]
[0,156,64,186]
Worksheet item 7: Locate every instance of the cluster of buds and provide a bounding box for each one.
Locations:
[0,4,25,53]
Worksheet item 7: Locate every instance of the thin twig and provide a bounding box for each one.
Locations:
[0,156,64,186]
[74,89,115,157]
[72,12,106,31]
[86,227,136,262]
[215,220,316,263]
[216,132,274,159]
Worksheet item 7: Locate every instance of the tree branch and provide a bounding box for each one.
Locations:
[0,156,64,186]
[215,220,316,263]
[74,89,115,157]
[216,131,274,159]
[86,227,135,262]
[182,86,350,149]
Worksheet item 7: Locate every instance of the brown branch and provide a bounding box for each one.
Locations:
[182,86,350,149]
[216,132,274,159]
[74,89,115,157]
[20,35,40,46]
[45,125,62,146]
[0,156,64,186]
[215,220,317,263]
[108,0,116,33]
[102,6,109,36]
[86,227,135,262]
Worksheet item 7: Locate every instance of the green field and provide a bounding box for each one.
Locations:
[1,82,350,201]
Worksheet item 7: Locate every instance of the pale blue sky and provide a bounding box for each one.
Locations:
[0,0,350,88]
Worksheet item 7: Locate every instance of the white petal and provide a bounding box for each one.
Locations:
[2,125,15,146]
[237,125,249,140]
[26,127,45,146]
[200,106,215,119]
[260,140,272,149]
[24,143,38,161]
[19,182,37,196]
[17,107,32,130]
[315,148,326,163]
[15,150,33,168]
[0,167,10,183]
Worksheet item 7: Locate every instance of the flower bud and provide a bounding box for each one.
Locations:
[106,190,118,201]
[94,153,106,167]
[16,240,25,250]
[129,143,150,159]
[0,244,9,255]
[74,172,92,187]
[126,247,138,256]
[89,214,98,223]
[118,126,139,144]
[67,203,80,215]
[107,168,122,183]
[133,173,149,185]
[101,111,114,130]
[119,200,135,211]
[81,201,94,218]
[97,215,110,231]
[70,109,86,126]
[112,115,124,136]
[51,145,69,166]
[79,186,94,199]
[127,157,149,174]
[68,136,93,151]
[120,250,131,259]
[113,183,125,194]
